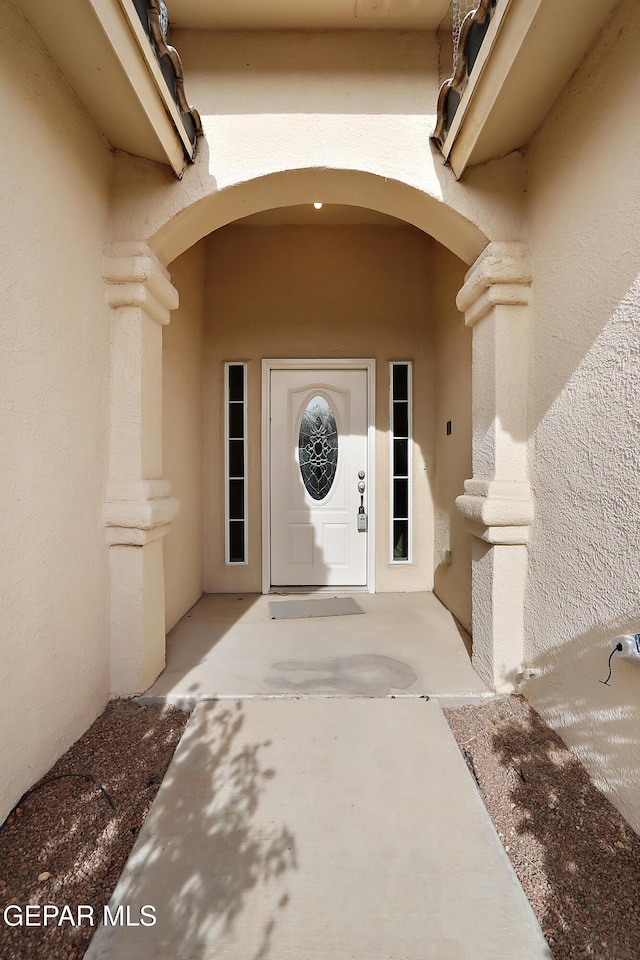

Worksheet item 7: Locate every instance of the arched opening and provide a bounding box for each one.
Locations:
[147,168,489,267]
[160,175,479,678]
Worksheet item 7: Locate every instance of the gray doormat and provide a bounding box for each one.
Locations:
[269,597,364,620]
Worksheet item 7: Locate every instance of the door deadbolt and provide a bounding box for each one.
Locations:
[357,474,367,532]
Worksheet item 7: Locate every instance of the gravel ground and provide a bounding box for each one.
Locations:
[444,696,640,960]
[1,695,638,960]
[0,700,189,960]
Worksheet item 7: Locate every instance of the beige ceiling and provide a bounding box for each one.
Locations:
[168,0,451,31]
[233,204,412,226]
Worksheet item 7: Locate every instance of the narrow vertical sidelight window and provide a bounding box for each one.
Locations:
[390,362,412,562]
[225,362,247,564]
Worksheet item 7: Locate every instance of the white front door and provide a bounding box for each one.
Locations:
[270,367,369,587]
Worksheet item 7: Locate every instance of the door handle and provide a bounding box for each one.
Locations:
[357,473,367,532]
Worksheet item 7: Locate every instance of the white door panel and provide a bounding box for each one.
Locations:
[270,368,368,586]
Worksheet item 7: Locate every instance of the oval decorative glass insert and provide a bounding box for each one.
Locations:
[299,396,339,500]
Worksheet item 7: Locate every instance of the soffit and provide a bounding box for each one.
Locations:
[437,0,621,177]
[466,0,621,166]
[167,0,450,31]
[14,0,196,175]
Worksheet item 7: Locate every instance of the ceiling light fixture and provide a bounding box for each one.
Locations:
[313,202,323,210]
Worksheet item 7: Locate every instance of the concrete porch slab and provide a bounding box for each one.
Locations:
[85,698,551,960]
[142,592,491,703]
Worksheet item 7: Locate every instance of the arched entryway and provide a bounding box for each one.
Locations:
[103,168,532,697]
[147,168,489,268]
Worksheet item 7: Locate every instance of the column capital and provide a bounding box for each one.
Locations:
[456,479,533,545]
[104,242,178,325]
[456,241,532,327]
[104,480,179,546]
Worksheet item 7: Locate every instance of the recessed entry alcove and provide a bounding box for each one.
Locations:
[161,202,473,631]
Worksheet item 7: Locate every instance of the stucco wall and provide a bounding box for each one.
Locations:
[163,243,206,630]
[110,29,525,267]
[524,0,640,830]
[203,224,439,593]
[432,246,472,632]
[0,1,112,818]
[175,28,440,191]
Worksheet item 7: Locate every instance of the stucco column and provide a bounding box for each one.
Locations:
[103,242,179,695]
[455,242,533,691]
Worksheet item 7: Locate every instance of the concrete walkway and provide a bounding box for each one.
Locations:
[86,698,551,960]
[143,592,490,704]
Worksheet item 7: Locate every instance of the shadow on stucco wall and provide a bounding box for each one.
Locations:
[522,0,640,794]
[523,623,640,835]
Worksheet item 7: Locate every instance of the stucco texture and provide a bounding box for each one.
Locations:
[0,0,112,819]
[163,243,206,631]
[200,224,472,599]
[5,0,640,847]
[524,0,640,831]
[108,30,525,267]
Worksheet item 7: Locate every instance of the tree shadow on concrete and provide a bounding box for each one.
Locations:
[489,687,640,960]
[85,700,297,960]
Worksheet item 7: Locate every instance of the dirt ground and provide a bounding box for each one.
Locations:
[0,695,638,959]
[0,701,189,960]
[444,696,640,960]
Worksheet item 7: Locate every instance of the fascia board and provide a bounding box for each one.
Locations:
[112,0,195,160]
[14,0,189,175]
[441,0,540,177]
[442,0,620,179]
